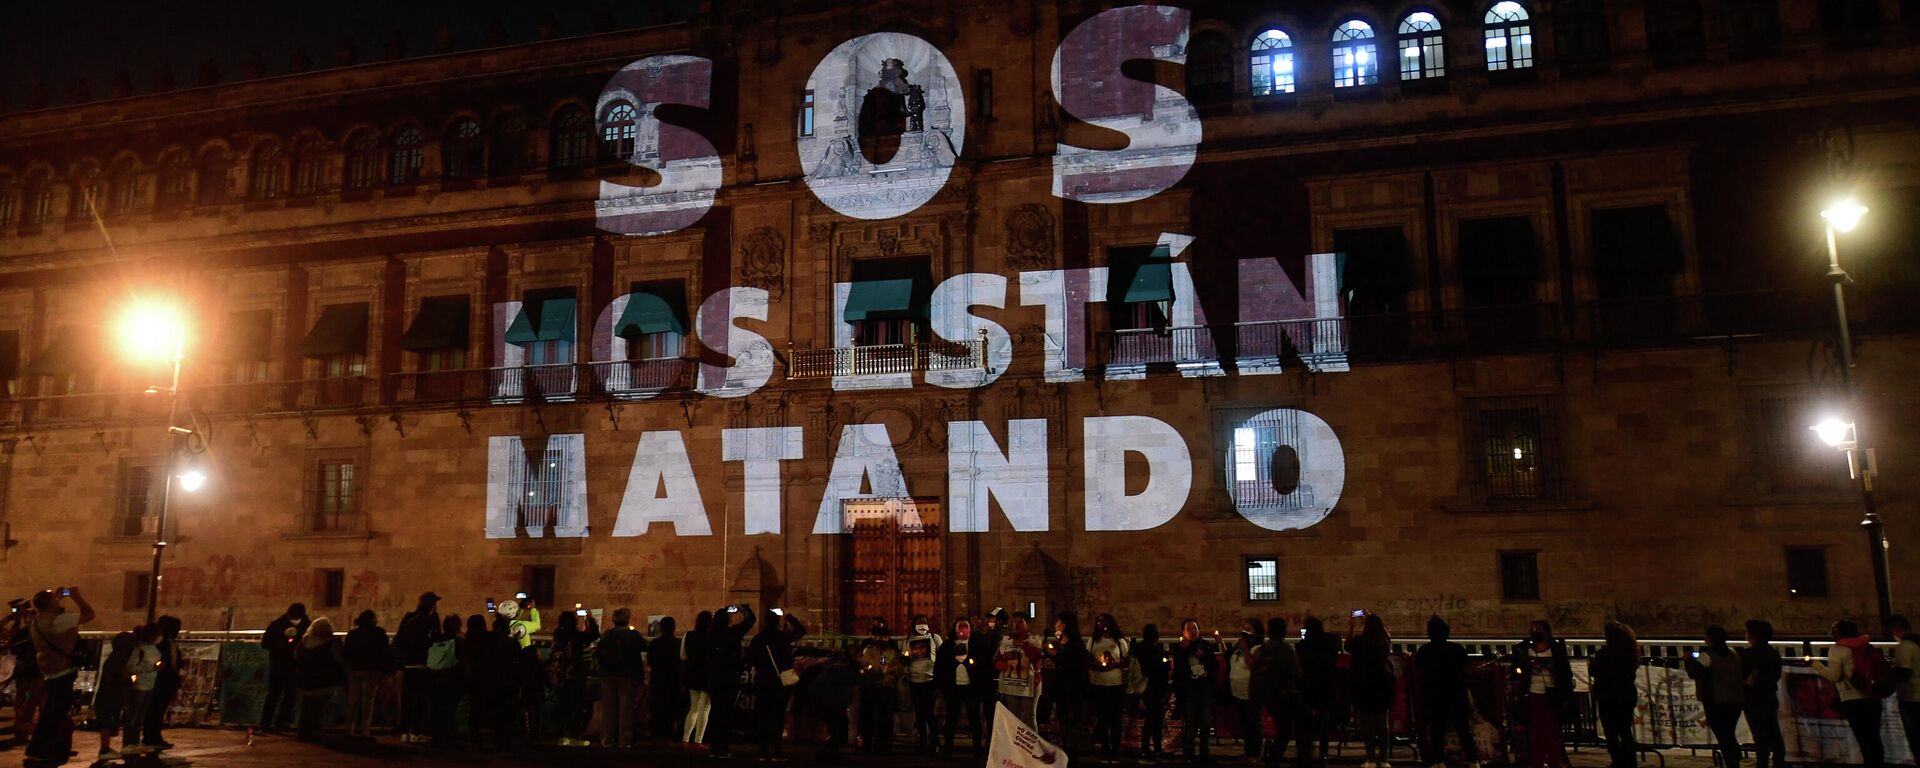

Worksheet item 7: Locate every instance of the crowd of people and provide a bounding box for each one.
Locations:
[7,589,1920,768]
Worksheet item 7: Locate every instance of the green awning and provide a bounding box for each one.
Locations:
[212,309,274,362]
[1108,245,1174,305]
[24,326,98,376]
[843,260,931,322]
[615,291,687,337]
[400,295,471,351]
[298,303,370,358]
[504,292,577,344]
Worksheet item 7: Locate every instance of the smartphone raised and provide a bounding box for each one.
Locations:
[772,608,785,616]
[515,592,529,601]
[60,587,72,598]
[1350,609,1366,618]
[575,609,588,617]
[486,598,497,613]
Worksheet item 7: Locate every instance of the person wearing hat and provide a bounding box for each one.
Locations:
[395,592,443,743]
[857,620,904,755]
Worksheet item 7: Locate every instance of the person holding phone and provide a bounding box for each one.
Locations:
[24,587,93,764]
[707,603,756,758]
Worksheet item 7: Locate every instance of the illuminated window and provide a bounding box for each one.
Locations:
[1785,547,1829,598]
[511,438,579,533]
[314,459,357,532]
[444,119,485,181]
[1245,557,1280,602]
[601,102,638,162]
[1187,31,1234,104]
[1499,551,1540,600]
[197,150,229,204]
[1234,427,1260,480]
[157,153,193,209]
[1332,20,1380,87]
[1485,1,1535,70]
[1465,395,1564,503]
[250,144,284,199]
[491,113,530,176]
[389,126,424,185]
[1398,11,1447,80]
[117,464,164,538]
[291,140,327,195]
[344,130,382,190]
[550,107,593,169]
[1226,410,1318,510]
[798,89,816,137]
[1249,29,1296,95]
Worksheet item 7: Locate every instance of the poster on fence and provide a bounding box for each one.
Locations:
[990,701,1069,768]
[1780,666,1914,765]
[217,642,269,727]
[167,641,222,725]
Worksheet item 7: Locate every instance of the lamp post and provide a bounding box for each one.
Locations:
[120,303,195,625]
[1815,198,1893,634]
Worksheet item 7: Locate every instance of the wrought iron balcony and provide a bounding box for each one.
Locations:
[786,331,989,380]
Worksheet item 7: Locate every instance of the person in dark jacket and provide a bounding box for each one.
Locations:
[936,617,985,756]
[465,614,515,749]
[1348,614,1395,768]
[1048,612,1090,754]
[1588,621,1641,768]
[1136,623,1173,760]
[1172,618,1218,763]
[1686,625,1746,768]
[1740,620,1785,768]
[648,615,683,742]
[595,607,647,747]
[135,615,183,750]
[1513,620,1574,768]
[859,620,905,755]
[343,610,392,740]
[1297,616,1341,765]
[684,610,715,744]
[1256,618,1303,768]
[261,602,310,732]
[294,617,348,742]
[748,609,807,760]
[1417,616,1479,768]
[394,592,441,743]
[431,614,464,743]
[810,646,861,762]
[707,603,756,757]
[549,610,598,746]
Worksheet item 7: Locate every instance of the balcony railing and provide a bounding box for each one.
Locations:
[490,364,580,403]
[392,360,697,405]
[787,331,990,380]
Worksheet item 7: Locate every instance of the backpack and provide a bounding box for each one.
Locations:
[426,638,459,671]
[1849,643,1898,698]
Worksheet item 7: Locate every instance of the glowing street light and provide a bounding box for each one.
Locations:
[1811,417,1854,449]
[118,299,194,625]
[1821,198,1869,234]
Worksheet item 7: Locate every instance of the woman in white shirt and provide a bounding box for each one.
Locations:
[1087,613,1131,762]
[1813,620,1886,768]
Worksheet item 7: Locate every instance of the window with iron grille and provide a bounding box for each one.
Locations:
[1500,551,1541,600]
[1245,557,1280,602]
[444,120,486,181]
[317,568,345,608]
[1785,547,1829,598]
[1464,396,1564,503]
[389,127,424,185]
[602,102,638,162]
[344,131,383,190]
[510,440,579,532]
[1398,12,1446,80]
[550,108,594,169]
[313,459,357,532]
[1751,394,1844,493]
[1485,2,1536,70]
[118,464,164,538]
[1228,411,1320,511]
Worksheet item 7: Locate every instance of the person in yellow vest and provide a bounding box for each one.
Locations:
[499,594,542,649]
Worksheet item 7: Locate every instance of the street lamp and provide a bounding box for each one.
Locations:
[118,301,196,625]
[1816,196,1893,634]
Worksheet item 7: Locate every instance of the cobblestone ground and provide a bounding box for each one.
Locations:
[1,725,1724,768]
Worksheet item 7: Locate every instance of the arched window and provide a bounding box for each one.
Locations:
[196,149,229,204]
[389,126,423,185]
[491,113,530,176]
[109,158,140,214]
[1332,20,1380,87]
[1485,1,1535,70]
[444,119,485,181]
[1187,31,1234,104]
[550,107,593,169]
[601,102,638,162]
[251,144,284,199]
[71,164,103,219]
[157,152,193,208]
[1398,12,1447,79]
[292,139,327,195]
[25,171,55,225]
[344,130,382,190]
[1250,29,1296,96]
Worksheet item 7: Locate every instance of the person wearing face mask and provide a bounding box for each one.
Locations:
[1511,620,1573,768]
[904,615,943,755]
[857,620,904,755]
[1087,613,1131,763]
[995,612,1044,729]
[936,617,984,756]
[1172,619,1219,763]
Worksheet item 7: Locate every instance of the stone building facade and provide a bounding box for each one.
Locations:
[0,0,1916,638]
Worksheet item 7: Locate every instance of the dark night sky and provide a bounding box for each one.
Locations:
[0,0,700,110]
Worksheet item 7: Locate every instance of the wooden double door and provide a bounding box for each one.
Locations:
[842,497,944,633]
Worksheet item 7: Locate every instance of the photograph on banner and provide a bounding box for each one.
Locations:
[1779,666,1914,765]
[990,701,1069,768]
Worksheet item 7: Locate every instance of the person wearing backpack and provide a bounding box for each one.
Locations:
[1814,619,1887,768]
[597,607,649,748]
[394,592,442,743]
[1890,615,1920,763]
[1684,626,1746,768]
